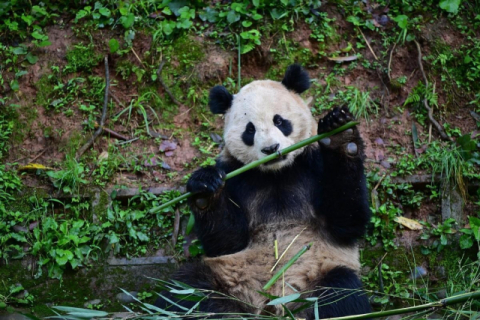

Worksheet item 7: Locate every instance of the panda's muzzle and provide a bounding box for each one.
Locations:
[261,143,280,155]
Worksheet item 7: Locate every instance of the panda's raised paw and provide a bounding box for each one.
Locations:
[187,166,226,197]
[318,106,354,134]
[318,106,361,156]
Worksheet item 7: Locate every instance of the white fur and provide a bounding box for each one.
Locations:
[223,80,316,171]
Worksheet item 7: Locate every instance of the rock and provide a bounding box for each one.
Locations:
[161,162,171,170]
[436,289,447,299]
[159,141,177,153]
[436,266,446,278]
[144,157,158,167]
[210,133,223,143]
[374,137,384,145]
[380,160,391,169]
[0,314,32,320]
[84,299,102,308]
[13,225,28,233]
[116,291,138,304]
[411,266,427,279]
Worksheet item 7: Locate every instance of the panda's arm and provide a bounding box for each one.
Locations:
[314,107,371,246]
[186,163,250,257]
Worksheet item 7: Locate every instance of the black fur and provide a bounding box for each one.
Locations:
[156,77,371,317]
[306,267,372,319]
[241,122,255,146]
[273,114,293,136]
[281,64,310,94]
[209,86,233,114]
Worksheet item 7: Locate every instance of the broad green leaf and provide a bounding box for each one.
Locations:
[226,10,240,24]
[393,15,408,29]
[99,7,111,17]
[12,47,27,55]
[38,40,52,47]
[242,20,252,27]
[459,234,473,249]
[346,15,361,26]
[26,52,38,64]
[439,0,462,13]
[121,13,135,28]
[109,38,119,53]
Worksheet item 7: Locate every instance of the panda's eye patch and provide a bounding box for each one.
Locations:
[273,114,293,137]
[246,122,256,134]
[242,122,255,146]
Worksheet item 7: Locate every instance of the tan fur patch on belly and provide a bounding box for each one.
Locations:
[203,223,360,315]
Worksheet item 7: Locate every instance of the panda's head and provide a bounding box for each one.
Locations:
[209,65,316,171]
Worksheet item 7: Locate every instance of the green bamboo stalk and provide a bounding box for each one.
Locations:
[263,243,312,291]
[149,121,359,214]
[322,290,480,320]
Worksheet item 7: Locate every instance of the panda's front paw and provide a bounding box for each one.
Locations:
[187,166,226,210]
[318,106,361,156]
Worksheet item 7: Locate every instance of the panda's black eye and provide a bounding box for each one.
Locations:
[246,123,256,134]
[242,122,255,146]
[273,114,293,137]
[273,115,283,126]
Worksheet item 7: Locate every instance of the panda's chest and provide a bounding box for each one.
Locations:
[240,174,315,225]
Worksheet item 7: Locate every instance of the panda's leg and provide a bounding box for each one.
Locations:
[306,266,372,320]
[155,262,248,316]
[316,106,371,245]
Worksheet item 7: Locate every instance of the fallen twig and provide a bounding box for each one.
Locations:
[358,27,378,60]
[413,40,451,142]
[109,89,125,108]
[28,148,49,163]
[387,42,396,81]
[93,122,129,141]
[76,56,110,160]
[156,60,182,107]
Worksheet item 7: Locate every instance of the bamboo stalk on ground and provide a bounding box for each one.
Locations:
[149,121,359,214]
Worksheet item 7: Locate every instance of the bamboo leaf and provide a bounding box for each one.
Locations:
[267,293,301,305]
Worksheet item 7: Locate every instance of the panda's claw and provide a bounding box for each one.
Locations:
[187,166,226,197]
[318,106,361,157]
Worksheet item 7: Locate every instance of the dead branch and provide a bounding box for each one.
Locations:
[413,40,452,142]
[156,59,182,107]
[387,42,396,81]
[76,56,110,160]
[358,27,378,60]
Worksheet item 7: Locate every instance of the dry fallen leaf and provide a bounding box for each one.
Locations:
[394,216,423,230]
[327,55,358,63]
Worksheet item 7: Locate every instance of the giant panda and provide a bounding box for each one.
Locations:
[155,64,372,319]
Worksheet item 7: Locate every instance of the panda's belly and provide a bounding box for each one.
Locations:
[203,222,360,315]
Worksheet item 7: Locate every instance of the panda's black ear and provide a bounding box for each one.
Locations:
[209,86,233,114]
[281,64,310,94]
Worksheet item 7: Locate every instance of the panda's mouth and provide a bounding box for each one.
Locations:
[263,155,287,166]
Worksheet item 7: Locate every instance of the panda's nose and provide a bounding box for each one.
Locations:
[261,143,280,155]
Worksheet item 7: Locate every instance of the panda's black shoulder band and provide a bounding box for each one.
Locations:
[209,86,233,114]
[281,64,310,94]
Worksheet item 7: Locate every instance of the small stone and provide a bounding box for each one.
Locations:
[165,151,174,157]
[380,160,391,169]
[159,141,177,153]
[161,162,171,170]
[374,138,384,145]
[436,266,446,278]
[29,221,39,230]
[13,225,28,233]
[411,266,427,279]
[144,157,158,167]
[84,299,102,308]
[210,133,223,143]
[436,289,447,299]
[116,292,138,304]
